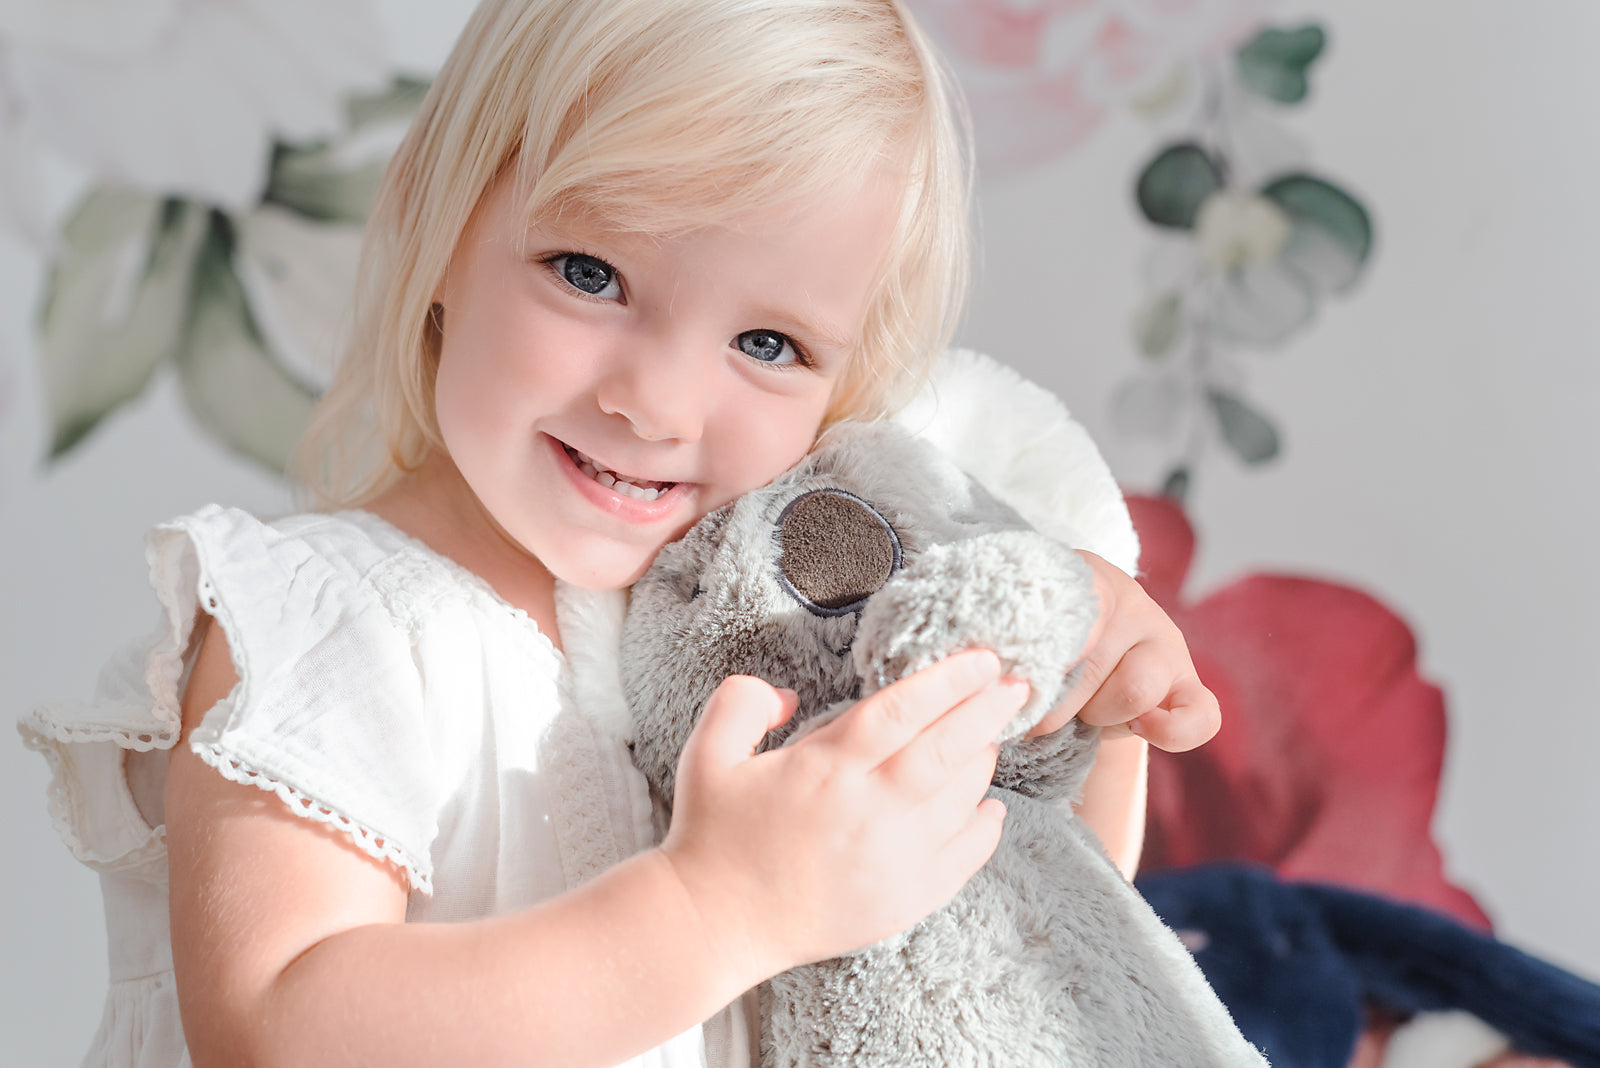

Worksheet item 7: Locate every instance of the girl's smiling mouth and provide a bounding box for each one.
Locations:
[547,434,689,519]
[560,441,676,501]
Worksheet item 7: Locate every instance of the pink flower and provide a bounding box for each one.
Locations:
[912,0,1272,172]
[1127,493,1492,929]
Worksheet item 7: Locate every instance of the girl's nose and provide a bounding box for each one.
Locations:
[594,331,714,444]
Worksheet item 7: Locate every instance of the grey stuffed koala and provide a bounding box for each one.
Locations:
[623,422,1265,1068]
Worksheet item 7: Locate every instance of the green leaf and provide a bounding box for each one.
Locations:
[1160,466,1191,502]
[1261,174,1373,293]
[1211,262,1315,347]
[345,76,429,129]
[38,189,210,458]
[264,77,429,224]
[264,143,387,224]
[1132,292,1185,358]
[1236,24,1326,105]
[1136,143,1224,229]
[175,218,321,475]
[1208,389,1280,464]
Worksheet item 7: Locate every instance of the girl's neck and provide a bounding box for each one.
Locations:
[366,453,562,650]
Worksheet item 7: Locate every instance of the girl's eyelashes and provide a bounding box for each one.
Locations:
[542,252,624,302]
[541,252,813,369]
[734,329,811,369]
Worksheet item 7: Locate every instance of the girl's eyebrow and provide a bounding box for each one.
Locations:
[752,306,854,352]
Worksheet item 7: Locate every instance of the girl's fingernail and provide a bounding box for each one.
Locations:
[1128,718,1146,736]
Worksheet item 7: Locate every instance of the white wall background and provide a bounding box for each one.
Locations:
[3,1,1596,1065]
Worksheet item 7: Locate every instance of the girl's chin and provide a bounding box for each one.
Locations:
[542,539,668,591]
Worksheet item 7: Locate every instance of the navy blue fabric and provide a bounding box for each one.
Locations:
[1136,863,1600,1068]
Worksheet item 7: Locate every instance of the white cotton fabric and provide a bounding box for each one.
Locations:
[17,349,1133,1068]
[19,507,701,1068]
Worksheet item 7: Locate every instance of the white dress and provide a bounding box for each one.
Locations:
[18,350,1140,1068]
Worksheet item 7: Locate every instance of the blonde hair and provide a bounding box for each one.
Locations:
[297,0,971,507]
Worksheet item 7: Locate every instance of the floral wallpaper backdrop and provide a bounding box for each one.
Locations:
[3,1,1599,1065]
[920,0,1372,500]
[0,0,426,472]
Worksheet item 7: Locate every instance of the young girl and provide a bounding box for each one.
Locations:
[21,1,1219,1065]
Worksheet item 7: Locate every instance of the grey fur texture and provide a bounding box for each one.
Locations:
[623,423,1267,1067]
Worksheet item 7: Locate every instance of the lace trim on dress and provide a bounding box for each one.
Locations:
[17,710,174,751]
[16,711,169,871]
[16,601,186,868]
[191,731,434,894]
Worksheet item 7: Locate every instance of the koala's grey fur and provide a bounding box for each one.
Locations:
[623,422,1267,1068]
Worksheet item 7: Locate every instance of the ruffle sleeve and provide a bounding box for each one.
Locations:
[21,505,440,894]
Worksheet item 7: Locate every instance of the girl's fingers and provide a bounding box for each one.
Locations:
[682,675,798,776]
[932,796,1008,897]
[1126,677,1221,753]
[916,742,1005,831]
[1076,644,1221,753]
[874,677,1027,798]
[823,648,1002,764]
[1047,617,1130,725]
[1073,640,1175,730]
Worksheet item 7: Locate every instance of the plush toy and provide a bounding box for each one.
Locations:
[622,421,1267,1067]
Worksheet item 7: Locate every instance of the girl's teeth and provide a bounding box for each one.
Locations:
[566,444,668,501]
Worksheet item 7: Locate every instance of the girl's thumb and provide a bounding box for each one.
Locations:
[685,676,798,772]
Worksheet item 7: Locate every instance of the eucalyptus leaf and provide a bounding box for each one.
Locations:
[1208,389,1280,464]
[175,223,321,475]
[1210,262,1315,347]
[1262,174,1373,292]
[265,145,386,224]
[1236,25,1326,105]
[1133,293,1185,358]
[345,76,429,130]
[1136,143,1224,229]
[1111,375,1185,440]
[1160,467,1191,502]
[39,189,210,458]
[264,77,428,224]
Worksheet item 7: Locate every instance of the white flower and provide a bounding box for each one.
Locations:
[1194,189,1291,269]
[0,0,388,240]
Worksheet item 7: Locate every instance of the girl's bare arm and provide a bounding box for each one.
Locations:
[1072,734,1150,879]
[168,621,1020,1068]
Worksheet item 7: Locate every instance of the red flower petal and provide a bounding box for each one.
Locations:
[1128,494,1491,929]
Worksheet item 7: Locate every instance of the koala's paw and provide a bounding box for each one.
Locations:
[853,530,1097,741]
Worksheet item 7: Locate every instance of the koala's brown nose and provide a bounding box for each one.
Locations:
[776,489,902,615]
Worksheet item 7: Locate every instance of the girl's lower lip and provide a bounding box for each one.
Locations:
[545,434,689,522]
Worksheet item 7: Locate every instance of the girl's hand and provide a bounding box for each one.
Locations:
[657,650,1025,986]
[1025,549,1220,753]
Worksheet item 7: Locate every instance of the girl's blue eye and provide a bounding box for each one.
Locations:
[735,329,798,365]
[554,254,621,299]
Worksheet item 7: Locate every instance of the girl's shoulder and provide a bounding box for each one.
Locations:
[153,504,544,640]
